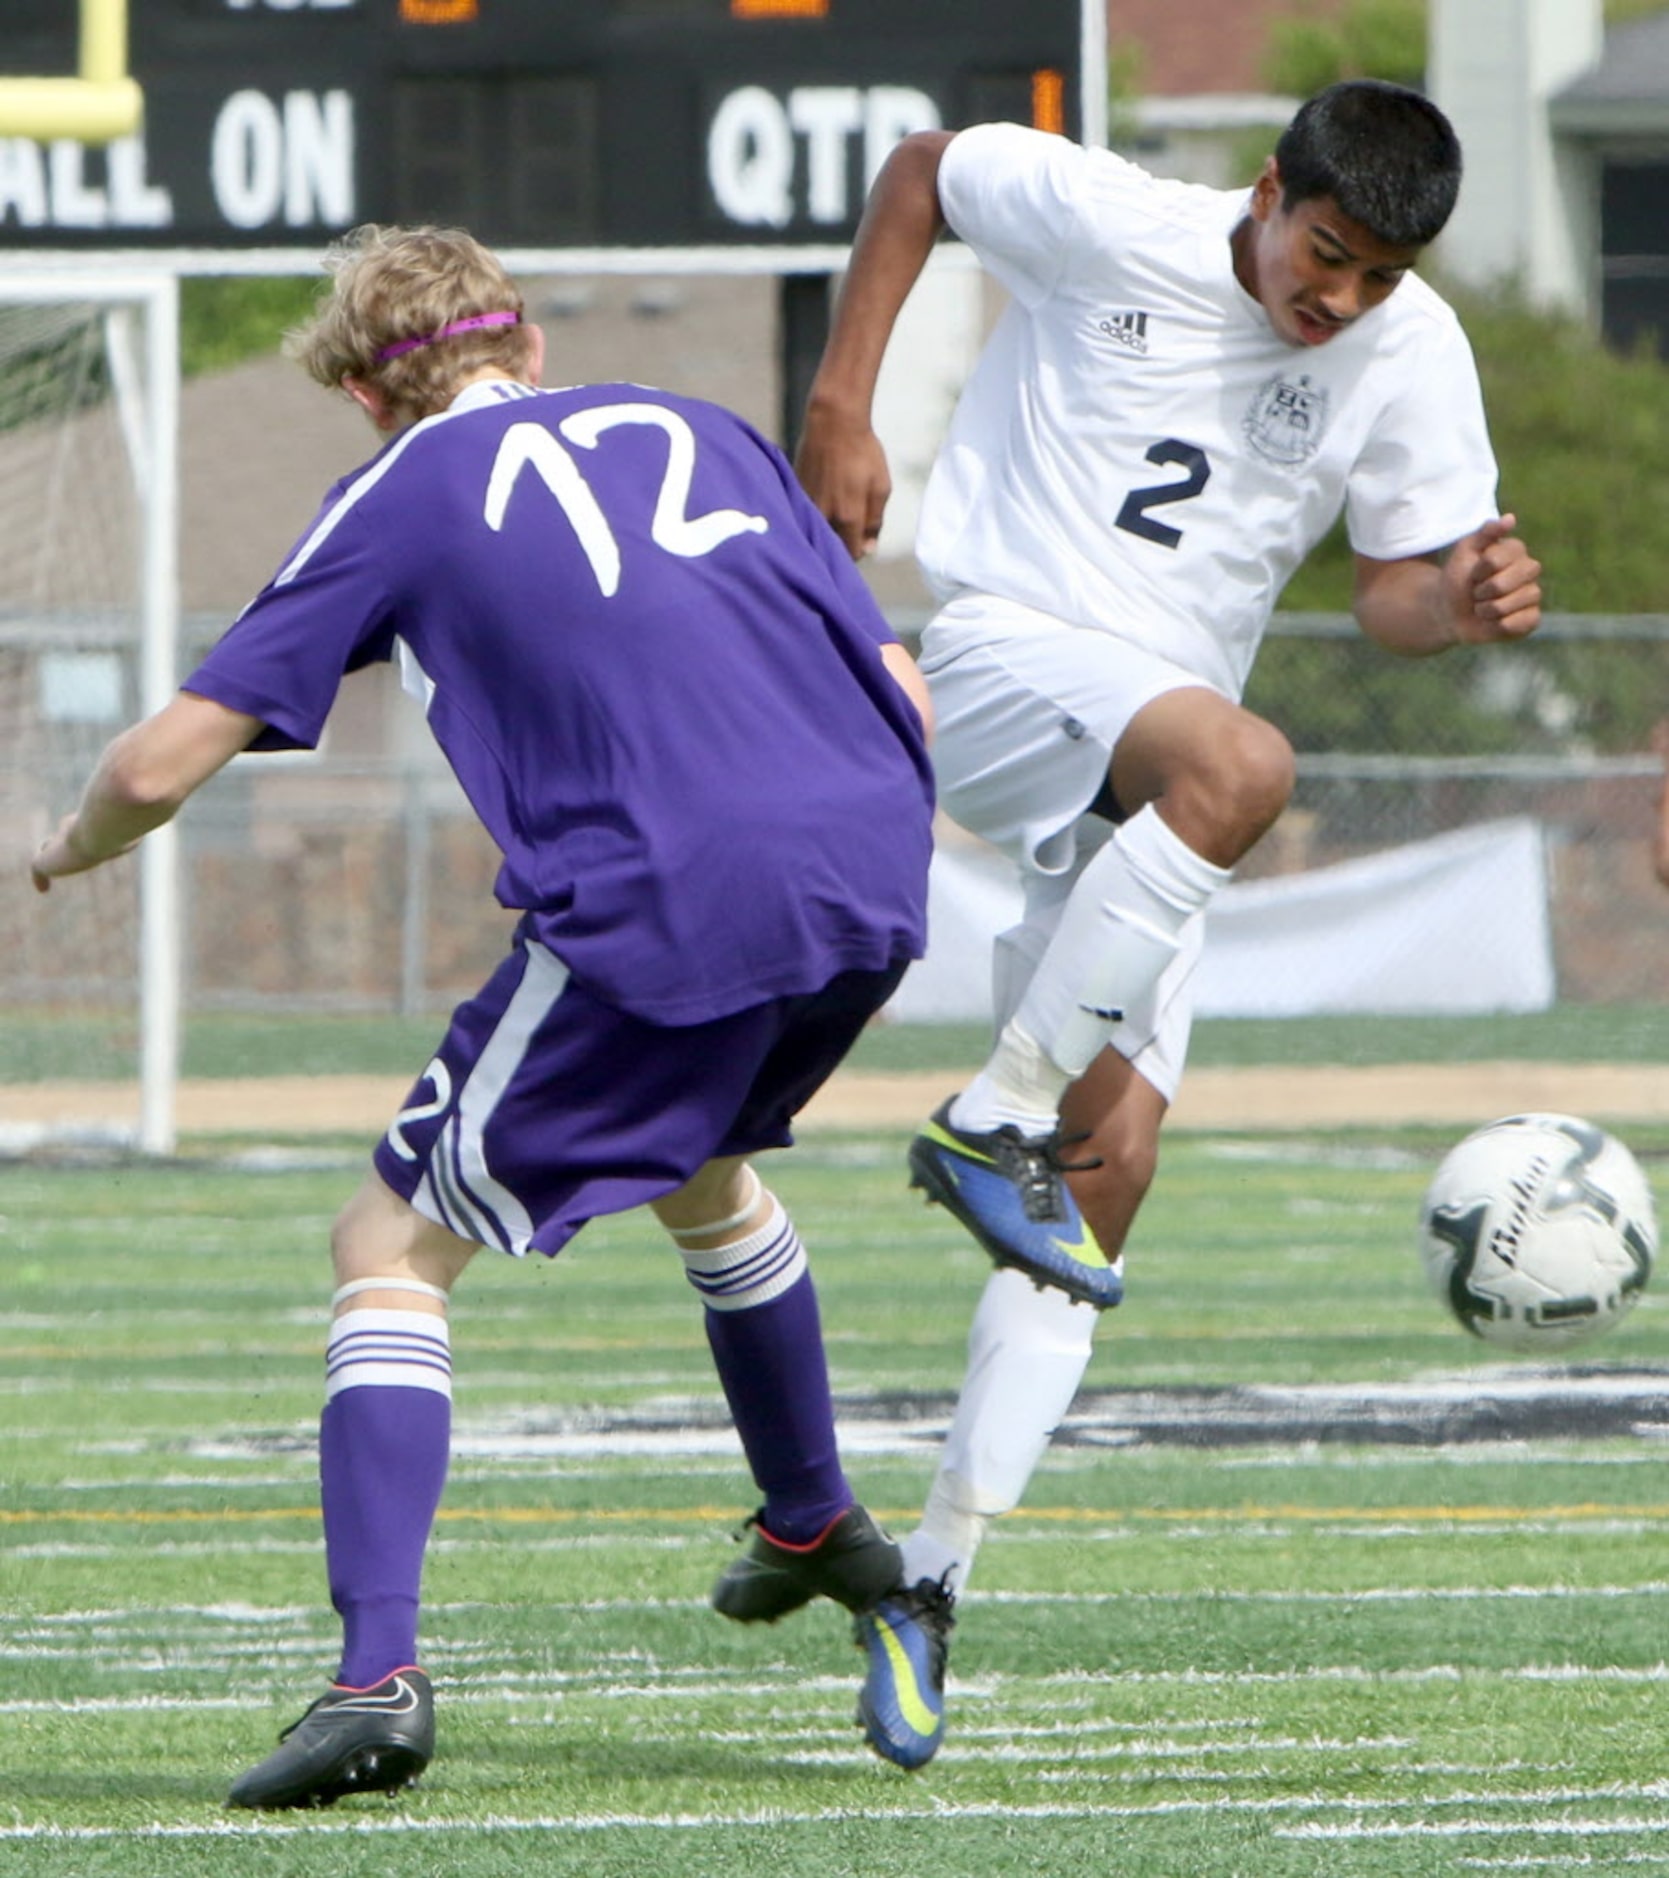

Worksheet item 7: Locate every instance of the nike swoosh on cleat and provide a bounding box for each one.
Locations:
[1049,1235,1112,1270]
[875,1617,939,1738]
[922,1121,997,1169]
[328,1677,423,1716]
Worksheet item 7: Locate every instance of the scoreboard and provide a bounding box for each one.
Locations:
[0,0,1095,251]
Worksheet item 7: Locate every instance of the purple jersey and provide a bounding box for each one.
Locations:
[187,381,933,1024]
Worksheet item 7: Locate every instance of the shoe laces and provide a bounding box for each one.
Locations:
[893,1571,957,1646]
[991,1126,1103,1222]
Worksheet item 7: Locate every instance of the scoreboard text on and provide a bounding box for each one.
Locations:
[0,0,1089,249]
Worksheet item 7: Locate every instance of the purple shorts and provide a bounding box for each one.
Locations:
[372,930,906,1258]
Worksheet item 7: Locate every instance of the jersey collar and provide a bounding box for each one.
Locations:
[445,378,542,417]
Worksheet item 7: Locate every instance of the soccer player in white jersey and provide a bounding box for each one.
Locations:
[794,80,1544,1766]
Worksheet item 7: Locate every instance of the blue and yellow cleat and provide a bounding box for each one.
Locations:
[854,1576,956,1770]
[906,1099,1124,1309]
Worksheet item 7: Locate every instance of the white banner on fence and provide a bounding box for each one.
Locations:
[1192,816,1555,1016]
[888,816,1555,1023]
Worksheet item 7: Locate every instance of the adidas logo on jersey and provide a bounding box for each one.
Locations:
[1097,310,1151,355]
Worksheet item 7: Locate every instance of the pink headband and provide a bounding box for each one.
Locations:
[374,310,522,362]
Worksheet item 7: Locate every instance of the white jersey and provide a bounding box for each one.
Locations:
[919,124,1500,700]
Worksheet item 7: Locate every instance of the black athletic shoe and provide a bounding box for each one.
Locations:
[226,1667,435,1810]
[711,1503,904,1624]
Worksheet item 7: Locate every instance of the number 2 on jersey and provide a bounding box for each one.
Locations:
[1114,439,1211,550]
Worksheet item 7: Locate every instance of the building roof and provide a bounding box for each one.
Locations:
[1551,9,1669,134]
[1107,0,1347,96]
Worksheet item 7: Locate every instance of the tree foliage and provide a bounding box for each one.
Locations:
[1262,0,1428,96]
[1279,288,1669,619]
[180,275,320,378]
[1263,0,1669,101]
[1259,288,1669,756]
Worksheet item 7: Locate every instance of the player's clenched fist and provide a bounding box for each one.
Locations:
[1445,513,1542,643]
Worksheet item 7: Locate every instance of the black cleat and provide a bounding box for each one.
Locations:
[226,1667,435,1810]
[711,1503,903,1624]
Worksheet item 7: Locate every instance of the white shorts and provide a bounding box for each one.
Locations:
[918,592,1227,874]
[919,592,1225,1102]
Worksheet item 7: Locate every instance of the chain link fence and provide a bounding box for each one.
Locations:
[156,611,1669,1020]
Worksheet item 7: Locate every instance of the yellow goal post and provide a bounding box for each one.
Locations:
[0,0,142,145]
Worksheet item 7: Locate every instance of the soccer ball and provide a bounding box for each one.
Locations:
[1417,1113,1657,1354]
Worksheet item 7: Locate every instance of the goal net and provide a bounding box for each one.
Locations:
[0,271,179,1153]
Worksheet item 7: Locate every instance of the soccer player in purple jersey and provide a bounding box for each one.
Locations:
[31,225,939,1804]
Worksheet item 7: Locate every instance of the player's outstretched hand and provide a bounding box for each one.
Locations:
[30,817,99,894]
[794,403,892,561]
[1444,514,1542,644]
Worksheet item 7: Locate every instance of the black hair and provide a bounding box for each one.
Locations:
[1274,79,1463,248]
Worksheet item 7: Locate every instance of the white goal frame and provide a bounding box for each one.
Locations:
[3,270,180,1152]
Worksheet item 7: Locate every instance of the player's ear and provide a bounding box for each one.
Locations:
[523,321,545,389]
[1250,157,1282,223]
[341,375,399,432]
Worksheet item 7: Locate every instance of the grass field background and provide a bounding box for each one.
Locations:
[10,1003,1669,1085]
[6,1095,1669,1875]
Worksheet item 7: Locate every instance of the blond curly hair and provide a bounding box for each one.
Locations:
[286,224,536,427]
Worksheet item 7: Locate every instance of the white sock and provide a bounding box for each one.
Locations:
[954,806,1226,1134]
[900,1267,1098,1596]
[948,1025,1061,1137]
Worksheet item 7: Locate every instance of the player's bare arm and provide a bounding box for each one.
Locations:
[31,691,263,892]
[795,129,954,559]
[1352,514,1542,657]
[880,640,934,741]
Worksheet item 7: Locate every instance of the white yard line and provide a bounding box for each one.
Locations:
[2,1788,1668,1843]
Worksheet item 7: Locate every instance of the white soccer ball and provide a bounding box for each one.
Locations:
[1417,1112,1657,1354]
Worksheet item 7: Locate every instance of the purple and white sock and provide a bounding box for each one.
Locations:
[320,1290,452,1688]
[677,1195,851,1544]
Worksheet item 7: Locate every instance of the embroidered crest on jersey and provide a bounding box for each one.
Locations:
[1096,310,1151,356]
[1242,372,1329,466]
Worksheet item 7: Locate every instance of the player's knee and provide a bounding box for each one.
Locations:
[655,1160,765,1244]
[1170,715,1294,856]
[328,1175,471,1296]
[329,1193,375,1282]
[1222,715,1296,833]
